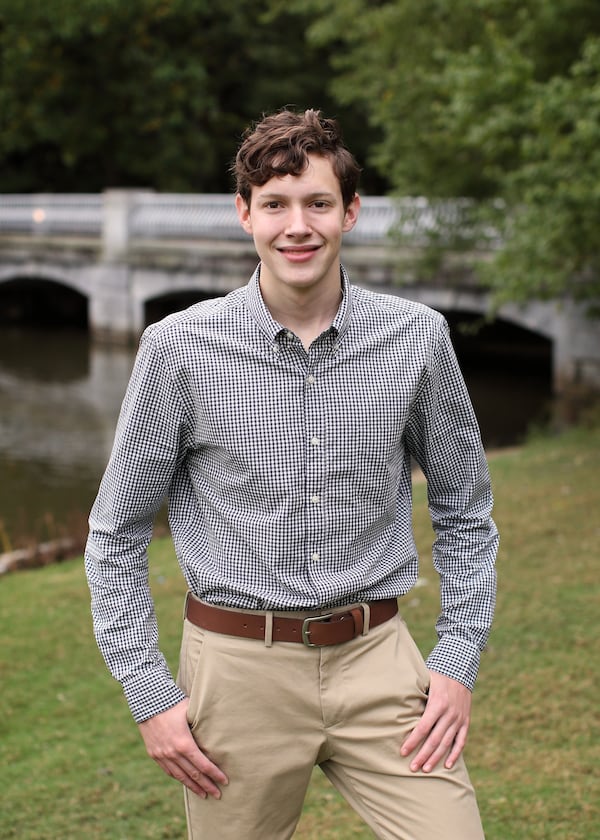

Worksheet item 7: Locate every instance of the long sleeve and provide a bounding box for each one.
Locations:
[85,326,189,721]
[405,316,499,690]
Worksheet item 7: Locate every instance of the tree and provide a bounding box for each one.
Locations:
[0,0,381,193]
[277,0,600,308]
[1,0,214,191]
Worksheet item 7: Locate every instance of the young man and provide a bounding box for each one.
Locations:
[85,109,498,839]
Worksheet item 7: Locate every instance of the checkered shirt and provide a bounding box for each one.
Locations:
[85,266,498,722]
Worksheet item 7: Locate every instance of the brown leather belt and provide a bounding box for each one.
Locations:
[184,595,398,647]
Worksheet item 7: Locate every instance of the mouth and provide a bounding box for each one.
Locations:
[277,244,321,263]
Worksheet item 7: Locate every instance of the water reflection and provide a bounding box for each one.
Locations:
[0,328,133,549]
[0,326,552,551]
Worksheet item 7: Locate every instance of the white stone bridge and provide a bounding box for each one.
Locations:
[0,191,598,400]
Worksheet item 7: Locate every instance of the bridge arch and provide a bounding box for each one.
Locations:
[0,263,96,299]
[143,289,217,329]
[390,295,554,444]
[0,272,89,328]
[388,283,560,344]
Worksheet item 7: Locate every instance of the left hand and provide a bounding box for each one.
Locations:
[400,670,472,773]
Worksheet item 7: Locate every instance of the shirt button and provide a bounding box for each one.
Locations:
[311,553,320,562]
[307,374,315,384]
[286,331,294,340]
[311,494,320,504]
[311,436,320,447]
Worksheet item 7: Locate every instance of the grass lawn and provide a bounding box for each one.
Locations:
[1,423,599,839]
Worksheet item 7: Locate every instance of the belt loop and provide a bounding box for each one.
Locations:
[361,602,371,636]
[183,591,191,621]
[264,611,274,647]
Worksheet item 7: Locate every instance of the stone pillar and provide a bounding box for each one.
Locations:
[88,263,135,345]
[552,300,600,423]
[101,190,136,261]
[89,190,149,344]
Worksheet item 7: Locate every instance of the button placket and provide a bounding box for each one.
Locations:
[305,358,324,568]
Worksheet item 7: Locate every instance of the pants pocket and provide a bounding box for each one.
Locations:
[397,615,431,696]
[177,619,207,728]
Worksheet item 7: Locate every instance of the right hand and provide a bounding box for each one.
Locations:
[138,698,229,799]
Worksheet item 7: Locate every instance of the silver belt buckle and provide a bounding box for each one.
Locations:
[301,613,334,647]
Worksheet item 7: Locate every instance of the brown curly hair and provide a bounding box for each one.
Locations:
[232,108,361,209]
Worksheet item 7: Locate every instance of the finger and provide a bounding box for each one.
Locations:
[164,761,210,798]
[444,722,469,770]
[162,755,224,799]
[420,735,454,773]
[151,738,229,797]
[400,708,439,757]
[406,716,456,772]
[180,754,229,798]
[415,717,468,773]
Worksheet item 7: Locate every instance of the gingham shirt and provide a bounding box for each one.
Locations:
[85,266,498,722]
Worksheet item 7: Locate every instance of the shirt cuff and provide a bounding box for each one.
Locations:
[425,635,481,692]
[122,667,187,723]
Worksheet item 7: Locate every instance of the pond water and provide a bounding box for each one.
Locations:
[0,324,552,551]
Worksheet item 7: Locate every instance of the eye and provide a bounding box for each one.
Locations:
[311,200,330,209]
[265,200,282,210]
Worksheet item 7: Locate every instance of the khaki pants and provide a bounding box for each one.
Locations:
[177,604,484,840]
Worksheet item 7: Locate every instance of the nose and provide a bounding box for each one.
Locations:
[284,205,312,236]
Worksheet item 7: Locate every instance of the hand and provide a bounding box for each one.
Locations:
[400,670,472,773]
[138,698,229,799]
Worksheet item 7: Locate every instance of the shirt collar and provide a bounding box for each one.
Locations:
[245,263,353,345]
[333,265,352,342]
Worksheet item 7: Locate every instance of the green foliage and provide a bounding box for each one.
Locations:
[279,0,600,307]
[2,0,600,307]
[0,0,364,192]
[449,29,600,307]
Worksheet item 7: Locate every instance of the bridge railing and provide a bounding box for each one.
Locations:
[0,194,103,236]
[0,191,479,246]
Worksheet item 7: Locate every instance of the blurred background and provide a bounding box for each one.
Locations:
[1,0,599,556]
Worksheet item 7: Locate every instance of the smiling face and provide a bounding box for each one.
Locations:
[235,154,360,303]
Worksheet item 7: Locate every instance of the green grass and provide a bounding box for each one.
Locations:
[1,424,599,839]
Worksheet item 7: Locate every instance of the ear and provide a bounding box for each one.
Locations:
[235,194,253,235]
[342,193,361,233]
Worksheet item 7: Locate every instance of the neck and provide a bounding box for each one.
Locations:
[260,278,342,350]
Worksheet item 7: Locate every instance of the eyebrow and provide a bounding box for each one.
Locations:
[257,191,338,202]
